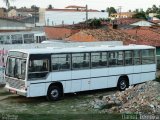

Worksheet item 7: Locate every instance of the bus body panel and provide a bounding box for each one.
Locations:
[64,81,72,93]
[107,76,119,88]
[28,74,52,97]
[71,80,82,92]
[141,72,155,83]
[51,71,71,81]
[141,64,156,72]
[124,66,134,84]
[71,69,90,92]
[133,66,142,84]
[141,64,156,83]
[108,67,125,76]
[90,68,108,90]
[81,78,91,91]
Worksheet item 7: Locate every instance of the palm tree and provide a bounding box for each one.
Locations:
[3,0,10,9]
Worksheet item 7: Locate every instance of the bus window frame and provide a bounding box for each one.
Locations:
[28,54,51,80]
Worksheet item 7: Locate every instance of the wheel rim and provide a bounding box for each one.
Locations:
[50,89,59,98]
[120,80,126,90]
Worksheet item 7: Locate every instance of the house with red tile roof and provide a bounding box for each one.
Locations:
[63,25,160,47]
[65,28,141,44]
[8,8,38,17]
[150,20,160,26]
[112,18,156,29]
[44,26,80,40]
[122,27,160,46]
[110,12,136,20]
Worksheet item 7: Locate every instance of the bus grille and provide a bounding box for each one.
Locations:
[5,77,25,90]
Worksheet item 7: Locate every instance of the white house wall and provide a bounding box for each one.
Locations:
[45,11,108,26]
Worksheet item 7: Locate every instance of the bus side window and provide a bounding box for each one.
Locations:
[29,60,35,72]
[28,59,49,79]
[134,50,141,65]
[51,54,71,71]
[91,52,107,68]
[125,51,133,65]
[72,53,90,69]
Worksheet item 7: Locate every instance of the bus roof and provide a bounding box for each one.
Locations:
[9,45,155,54]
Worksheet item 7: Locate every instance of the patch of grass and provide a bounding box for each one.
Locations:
[0,87,121,119]
[0,113,122,120]
[155,77,160,82]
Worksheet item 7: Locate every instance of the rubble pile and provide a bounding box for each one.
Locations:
[90,81,160,114]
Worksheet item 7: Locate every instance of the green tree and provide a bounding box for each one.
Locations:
[134,9,139,13]
[31,5,39,11]
[8,6,16,11]
[133,12,147,19]
[155,14,160,19]
[87,19,102,28]
[146,5,159,14]
[3,0,10,9]
[152,5,158,13]
[146,8,153,14]
[106,7,117,16]
[158,5,160,14]
[48,4,53,9]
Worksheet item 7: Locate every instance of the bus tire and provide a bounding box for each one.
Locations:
[117,77,128,91]
[47,85,62,101]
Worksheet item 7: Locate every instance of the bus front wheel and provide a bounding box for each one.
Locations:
[47,85,62,101]
[117,77,128,91]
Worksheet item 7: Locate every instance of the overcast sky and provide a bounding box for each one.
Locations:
[0,0,160,12]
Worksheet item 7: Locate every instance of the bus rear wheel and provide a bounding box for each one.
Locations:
[117,77,128,91]
[47,85,62,101]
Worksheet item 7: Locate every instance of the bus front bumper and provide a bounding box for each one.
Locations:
[4,85,27,97]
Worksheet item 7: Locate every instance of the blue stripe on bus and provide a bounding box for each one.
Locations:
[30,71,156,85]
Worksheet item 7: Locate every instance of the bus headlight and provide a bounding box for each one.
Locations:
[20,86,27,91]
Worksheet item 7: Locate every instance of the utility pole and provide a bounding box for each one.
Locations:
[118,6,122,18]
[34,6,36,27]
[86,5,88,27]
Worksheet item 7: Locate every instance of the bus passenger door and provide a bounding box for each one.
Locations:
[28,54,51,97]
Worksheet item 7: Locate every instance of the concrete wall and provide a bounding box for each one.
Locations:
[0,18,27,30]
[0,8,5,17]
[45,11,108,26]
[8,9,17,17]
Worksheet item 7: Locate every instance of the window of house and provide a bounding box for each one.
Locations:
[24,34,34,43]
[11,34,23,44]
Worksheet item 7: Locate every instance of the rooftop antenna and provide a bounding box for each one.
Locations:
[86,4,88,27]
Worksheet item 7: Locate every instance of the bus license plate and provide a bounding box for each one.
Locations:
[10,89,17,94]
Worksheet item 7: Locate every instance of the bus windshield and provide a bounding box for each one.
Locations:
[6,57,26,80]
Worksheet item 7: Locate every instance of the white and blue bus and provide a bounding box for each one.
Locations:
[5,45,156,101]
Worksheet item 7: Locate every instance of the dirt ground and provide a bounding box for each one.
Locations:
[0,87,120,120]
[0,71,159,120]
